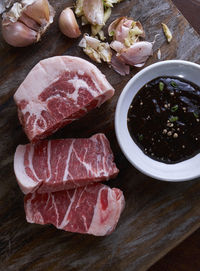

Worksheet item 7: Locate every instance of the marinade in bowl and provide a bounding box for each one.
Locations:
[127,76,200,164]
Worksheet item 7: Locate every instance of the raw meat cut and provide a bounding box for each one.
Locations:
[24,183,125,236]
[14,133,119,194]
[14,56,115,142]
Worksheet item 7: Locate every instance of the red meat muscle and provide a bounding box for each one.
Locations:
[14,134,119,194]
[24,183,125,236]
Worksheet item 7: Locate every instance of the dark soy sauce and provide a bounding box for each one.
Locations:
[127,77,200,163]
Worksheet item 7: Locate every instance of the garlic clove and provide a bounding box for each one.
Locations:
[59,7,81,38]
[22,0,50,25]
[83,0,104,25]
[2,20,37,47]
[19,12,40,31]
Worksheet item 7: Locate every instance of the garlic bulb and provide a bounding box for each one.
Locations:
[2,20,38,47]
[59,7,81,38]
[1,0,55,47]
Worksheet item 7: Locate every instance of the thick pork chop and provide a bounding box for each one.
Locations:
[14,133,119,194]
[14,56,115,142]
[24,183,125,236]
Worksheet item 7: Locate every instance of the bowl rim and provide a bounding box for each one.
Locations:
[114,60,200,182]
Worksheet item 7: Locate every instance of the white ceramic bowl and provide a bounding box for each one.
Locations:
[115,60,200,182]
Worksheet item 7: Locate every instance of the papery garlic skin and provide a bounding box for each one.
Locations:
[59,7,81,38]
[2,20,38,47]
[2,2,23,22]
[118,41,153,66]
[0,0,15,14]
[111,54,130,76]
[1,0,55,47]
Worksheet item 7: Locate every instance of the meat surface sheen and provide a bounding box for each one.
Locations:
[24,183,125,236]
[14,133,119,194]
[14,56,115,142]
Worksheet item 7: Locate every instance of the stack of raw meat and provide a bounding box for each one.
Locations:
[14,56,125,236]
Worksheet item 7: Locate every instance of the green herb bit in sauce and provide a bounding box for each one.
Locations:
[138,134,143,141]
[171,105,179,112]
[193,112,199,118]
[159,81,164,91]
[169,116,179,122]
[109,31,115,36]
[170,81,177,88]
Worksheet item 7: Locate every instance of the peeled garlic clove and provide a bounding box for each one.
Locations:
[59,7,81,38]
[22,0,50,25]
[2,20,37,47]
[83,0,104,25]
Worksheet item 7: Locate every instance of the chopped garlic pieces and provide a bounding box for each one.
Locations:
[157,49,161,60]
[79,35,112,63]
[75,0,121,36]
[75,0,84,17]
[104,0,123,8]
[161,23,172,43]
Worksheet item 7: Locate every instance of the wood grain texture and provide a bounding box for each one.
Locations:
[0,0,200,271]
[149,227,200,271]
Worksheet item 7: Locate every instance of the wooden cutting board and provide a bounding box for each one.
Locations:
[0,0,200,270]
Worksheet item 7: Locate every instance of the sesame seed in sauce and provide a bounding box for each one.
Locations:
[173,133,178,138]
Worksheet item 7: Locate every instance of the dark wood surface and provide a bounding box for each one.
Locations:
[0,1,200,271]
[172,0,200,35]
[150,1,200,270]
[149,227,200,271]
